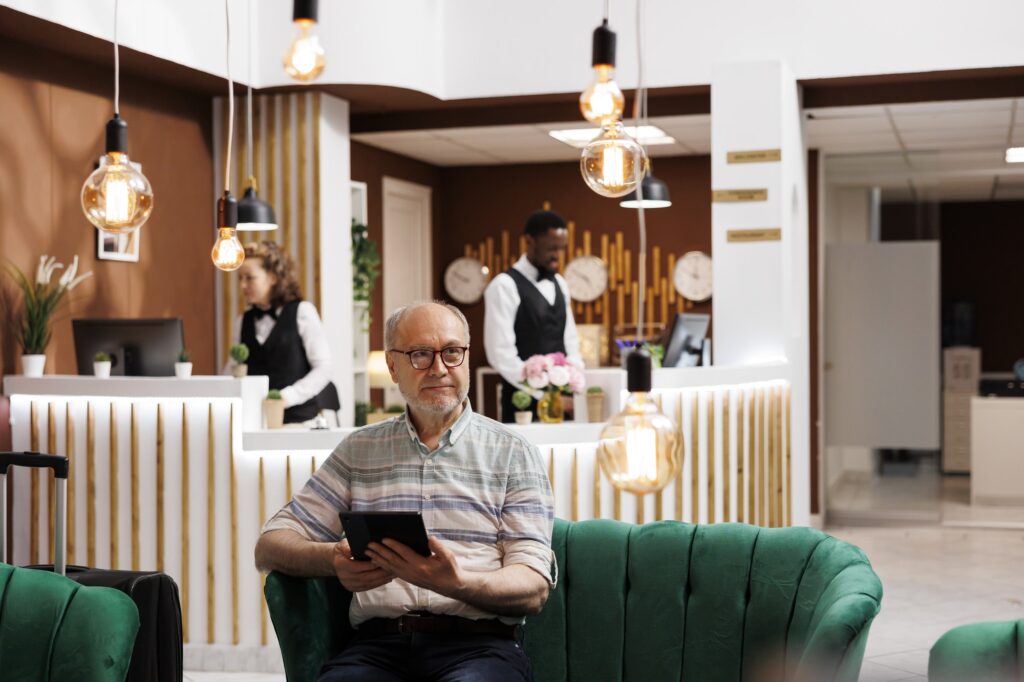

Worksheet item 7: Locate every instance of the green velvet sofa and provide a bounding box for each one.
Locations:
[266,518,883,682]
[0,562,140,682]
[929,619,1023,682]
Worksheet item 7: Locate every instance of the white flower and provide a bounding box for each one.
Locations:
[35,255,62,286]
[526,373,548,390]
[58,256,92,290]
[548,365,570,387]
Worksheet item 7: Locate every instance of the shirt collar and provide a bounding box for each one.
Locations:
[402,400,474,450]
[514,254,540,281]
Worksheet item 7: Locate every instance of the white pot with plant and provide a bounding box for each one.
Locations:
[511,389,534,425]
[93,351,112,378]
[7,254,92,377]
[264,389,286,429]
[175,349,193,378]
[230,343,249,378]
[586,386,605,423]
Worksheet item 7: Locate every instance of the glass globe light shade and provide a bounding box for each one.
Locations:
[580,122,648,198]
[282,20,325,82]
[580,65,625,125]
[81,152,154,234]
[211,228,245,271]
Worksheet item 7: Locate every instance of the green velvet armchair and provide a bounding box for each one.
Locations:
[265,519,883,682]
[0,562,140,681]
[929,619,1023,682]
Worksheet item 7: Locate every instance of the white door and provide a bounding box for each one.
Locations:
[825,242,941,450]
[382,177,433,403]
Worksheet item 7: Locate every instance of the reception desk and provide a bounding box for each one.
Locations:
[4,363,797,672]
[971,396,1024,506]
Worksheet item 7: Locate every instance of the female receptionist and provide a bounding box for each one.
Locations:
[224,240,339,424]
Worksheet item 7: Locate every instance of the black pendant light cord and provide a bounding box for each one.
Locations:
[113,0,120,116]
[224,0,233,192]
[246,2,254,185]
[633,0,648,345]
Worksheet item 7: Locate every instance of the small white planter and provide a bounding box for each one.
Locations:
[231,364,249,378]
[93,361,112,378]
[174,362,193,379]
[264,399,286,429]
[514,411,534,425]
[21,354,46,377]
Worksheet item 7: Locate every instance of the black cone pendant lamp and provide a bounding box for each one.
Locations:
[620,171,672,209]
[238,6,277,232]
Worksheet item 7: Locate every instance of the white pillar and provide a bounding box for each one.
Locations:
[710,61,811,524]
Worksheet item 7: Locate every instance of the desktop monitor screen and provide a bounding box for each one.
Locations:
[72,318,184,376]
[661,313,710,368]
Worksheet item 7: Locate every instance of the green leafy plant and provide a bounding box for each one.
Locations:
[511,390,533,411]
[6,255,92,354]
[351,219,381,330]
[586,386,604,395]
[229,343,250,363]
[643,342,665,369]
[384,403,405,414]
[266,389,283,400]
[177,349,191,363]
[94,351,112,362]
[354,401,370,427]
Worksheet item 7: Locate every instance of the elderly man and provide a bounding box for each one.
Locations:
[255,301,555,681]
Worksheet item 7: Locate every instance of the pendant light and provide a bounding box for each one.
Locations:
[283,0,326,82]
[579,3,646,198]
[212,0,244,272]
[598,0,680,494]
[238,6,278,231]
[619,57,671,209]
[81,0,154,234]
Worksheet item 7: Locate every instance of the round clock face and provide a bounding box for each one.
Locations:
[674,251,713,302]
[564,255,609,302]
[443,257,490,304]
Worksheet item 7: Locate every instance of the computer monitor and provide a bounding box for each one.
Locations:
[661,313,710,368]
[72,318,184,376]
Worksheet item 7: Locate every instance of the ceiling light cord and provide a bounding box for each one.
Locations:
[634,0,647,344]
[225,0,233,192]
[246,2,254,183]
[113,0,120,116]
[603,0,610,22]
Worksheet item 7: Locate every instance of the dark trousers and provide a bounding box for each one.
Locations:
[317,631,532,682]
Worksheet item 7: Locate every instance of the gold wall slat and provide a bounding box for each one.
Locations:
[131,403,140,570]
[259,457,268,647]
[282,94,293,258]
[207,404,216,644]
[723,392,731,523]
[547,449,554,504]
[767,389,776,528]
[157,404,165,572]
[311,455,316,477]
[707,393,716,523]
[785,385,792,527]
[636,494,644,525]
[47,403,56,564]
[86,402,96,566]
[747,392,755,526]
[297,93,308,299]
[30,402,39,563]
[675,399,684,521]
[775,387,784,527]
[758,389,766,526]
[737,391,745,524]
[613,487,622,521]
[691,395,699,523]
[65,404,76,565]
[182,404,190,643]
[655,488,663,522]
[109,404,119,568]
[312,93,322,309]
[593,456,602,518]
[570,449,578,522]
[286,455,293,502]
[230,405,239,645]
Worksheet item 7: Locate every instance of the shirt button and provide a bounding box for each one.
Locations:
[425,459,433,466]
[423,494,431,501]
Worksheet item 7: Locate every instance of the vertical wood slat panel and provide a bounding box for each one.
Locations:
[30,402,39,563]
[758,389,767,526]
[207,404,216,644]
[259,457,268,647]
[87,402,96,567]
[181,404,190,643]
[570,449,578,522]
[312,93,322,310]
[110,404,118,568]
[690,394,699,523]
[774,386,784,528]
[707,393,715,523]
[157,404,165,572]
[47,403,56,564]
[676,398,684,521]
[230,405,239,645]
[66,403,76,565]
[785,385,793,527]
[767,388,776,527]
[737,391,745,524]
[297,93,309,299]
[723,392,731,523]
[593,453,602,519]
[131,403,140,570]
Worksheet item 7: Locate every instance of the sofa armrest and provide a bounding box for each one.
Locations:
[928,619,1023,682]
[264,572,354,682]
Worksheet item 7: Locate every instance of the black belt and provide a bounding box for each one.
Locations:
[358,613,519,639]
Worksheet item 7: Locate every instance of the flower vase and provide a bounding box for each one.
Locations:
[537,389,564,424]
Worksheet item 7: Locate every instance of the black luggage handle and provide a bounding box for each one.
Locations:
[0,452,69,479]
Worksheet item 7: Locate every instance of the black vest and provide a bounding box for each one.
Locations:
[500,268,567,422]
[242,300,340,423]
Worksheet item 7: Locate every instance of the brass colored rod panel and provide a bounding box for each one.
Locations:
[47,403,56,564]
[722,392,731,523]
[785,385,793,527]
[182,404,190,643]
[66,403,76,565]
[87,403,96,566]
[110,404,119,567]
[156,404,165,572]
[207,404,216,643]
[675,399,684,521]
[691,394,699,523]
[570,449,578,522]
[230,405,239,645]
[131,404,140,570]
[259,458,267,646]
[593,453,602,519]
[736,392,745,524]
[30,402,39,563]
[707,393,715,523]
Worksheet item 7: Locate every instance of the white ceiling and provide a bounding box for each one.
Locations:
[354,97,1024,202]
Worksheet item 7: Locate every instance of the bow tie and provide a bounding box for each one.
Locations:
[536,270,556,283]
[252,306,277,321]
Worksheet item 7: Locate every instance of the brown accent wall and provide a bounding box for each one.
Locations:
[0,37,215,376]
[437,156,713,383]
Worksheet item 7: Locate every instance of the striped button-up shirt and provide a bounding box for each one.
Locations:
[262,401,555,626]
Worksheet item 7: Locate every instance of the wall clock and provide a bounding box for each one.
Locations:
[564,255,609,302]
[673,251,712,302]
[443,257,490,304]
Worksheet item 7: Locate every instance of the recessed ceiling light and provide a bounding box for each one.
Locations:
[1006,147,1024,163]
[549,125,676,148]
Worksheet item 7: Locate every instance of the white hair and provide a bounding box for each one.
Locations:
[383,301,470,350]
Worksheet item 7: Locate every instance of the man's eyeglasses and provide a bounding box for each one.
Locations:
[388,346,468,371]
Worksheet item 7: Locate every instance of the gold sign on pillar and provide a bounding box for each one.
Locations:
[726,149,781,164]
[727,228,782,243]
[712,189,768,202]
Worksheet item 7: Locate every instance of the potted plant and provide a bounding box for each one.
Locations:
[520,352,586,424]
[175,349,193,378]
[351,218,381,331]
[511,390,534,425]
[7,255,92,377]
[264,389,286,429]
[93,351,112,378]
[586,386,605,423]
[229,343,250,378]
[354,401,371,427]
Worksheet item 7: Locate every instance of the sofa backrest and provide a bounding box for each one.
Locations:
[521,519,882,682]
[0,563,140,682]
[928,619,1024,682]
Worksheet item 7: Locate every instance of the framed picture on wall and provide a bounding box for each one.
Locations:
[96,228,140,262]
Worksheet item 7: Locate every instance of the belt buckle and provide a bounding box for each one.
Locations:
[398,611,424,634]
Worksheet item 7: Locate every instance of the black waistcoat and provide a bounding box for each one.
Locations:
[242,300,339,423]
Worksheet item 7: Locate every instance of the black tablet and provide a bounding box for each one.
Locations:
[339,511,431,561]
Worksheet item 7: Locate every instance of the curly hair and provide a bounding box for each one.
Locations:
[243,241,303,308]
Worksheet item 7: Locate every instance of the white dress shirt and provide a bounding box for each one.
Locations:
[222,301,333,408]
[483,254,582,388]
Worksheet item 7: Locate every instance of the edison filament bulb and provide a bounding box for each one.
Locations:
[81,116,153,233]
[580,122,648,198]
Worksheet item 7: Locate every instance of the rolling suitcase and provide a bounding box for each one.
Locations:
[1,451,184,682]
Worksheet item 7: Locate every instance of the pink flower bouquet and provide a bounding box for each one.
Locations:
[520,352,586,395]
